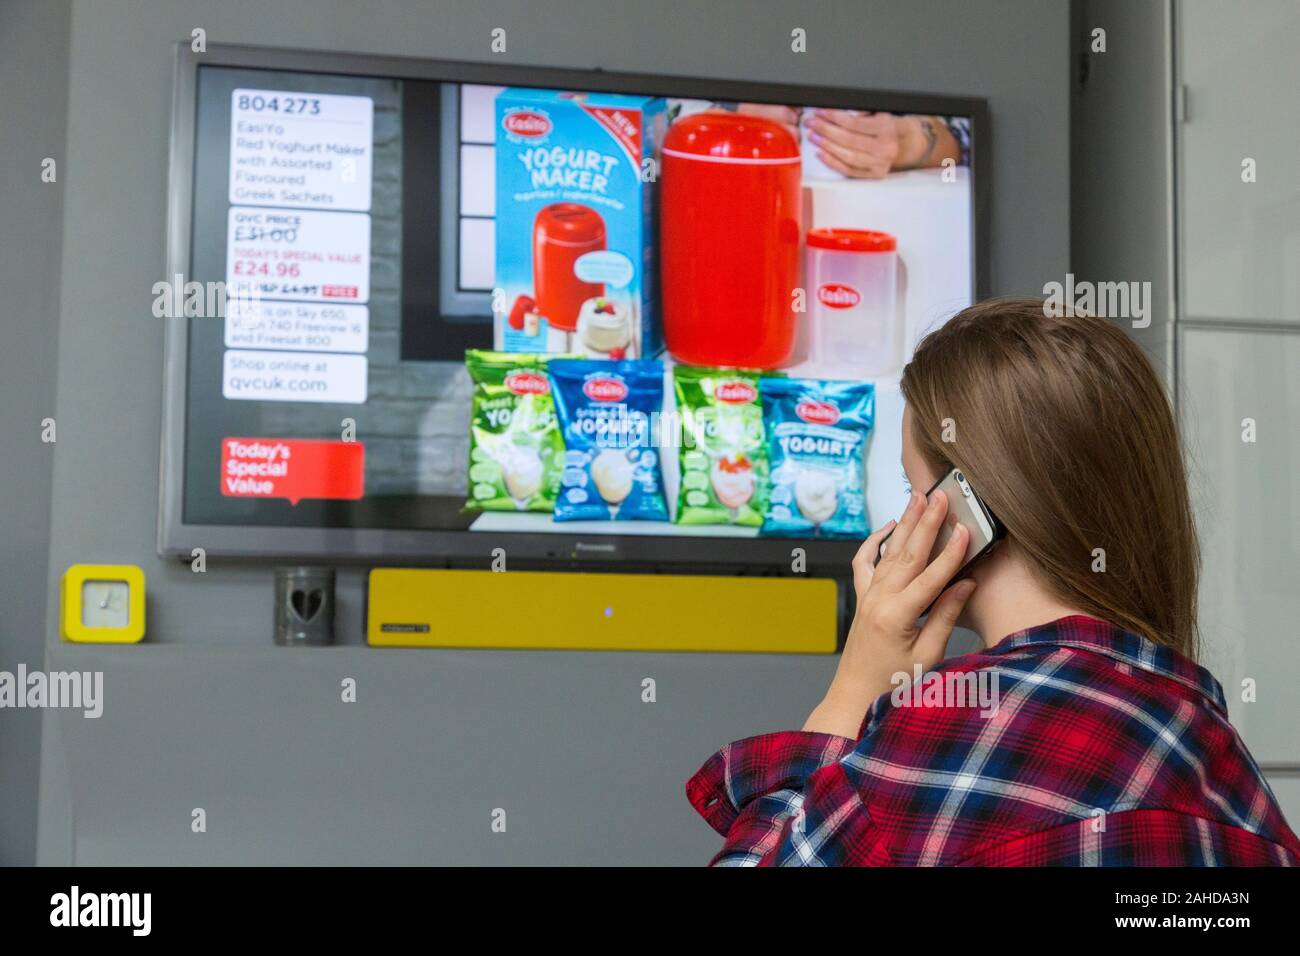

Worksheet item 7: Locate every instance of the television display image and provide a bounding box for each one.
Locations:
[160,45,985,570]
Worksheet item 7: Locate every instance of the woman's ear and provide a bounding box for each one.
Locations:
[900,405,943,491]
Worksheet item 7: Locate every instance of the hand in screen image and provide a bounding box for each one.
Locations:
[802,110,964,179]
[733,102,801,139]
[732,104,967,179]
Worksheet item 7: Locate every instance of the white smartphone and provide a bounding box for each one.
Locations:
[875,467,1005,581]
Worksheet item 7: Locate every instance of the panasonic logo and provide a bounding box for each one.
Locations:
[574,541,618,554]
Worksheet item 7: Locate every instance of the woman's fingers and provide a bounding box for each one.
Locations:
[807,115,874,154]
[806,115,893,179]
[811,136,875,176]
[814,148,888,180]
[812,109,893,138]
[903,521,970,613]
[808,123,892,178]
[851,519,898,592]
[738,103,801,126]
[737,103,801,139]
[876,492,927,577]
[879,490,947,590]
[914,579,977,664]
[768,105,801,127]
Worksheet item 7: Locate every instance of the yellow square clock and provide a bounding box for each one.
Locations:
[61,564,146,643]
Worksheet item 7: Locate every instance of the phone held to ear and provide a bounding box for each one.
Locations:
[875,467,1006,591]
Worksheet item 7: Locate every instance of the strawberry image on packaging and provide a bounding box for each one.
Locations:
[494,88,667,359]
[672,365,769,527]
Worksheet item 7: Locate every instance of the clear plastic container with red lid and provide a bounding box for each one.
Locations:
[805,226,900,377]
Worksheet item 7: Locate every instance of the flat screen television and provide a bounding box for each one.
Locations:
[159,43,987,575]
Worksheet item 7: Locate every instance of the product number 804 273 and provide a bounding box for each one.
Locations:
[236,95,321,116]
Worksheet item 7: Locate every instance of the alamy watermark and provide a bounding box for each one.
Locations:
[1042,272,1151,329]
[50,886,150,936]
[569,408,702,452]
[890,663,1000,718]
[151,273,260,318]
[0,666,102,718]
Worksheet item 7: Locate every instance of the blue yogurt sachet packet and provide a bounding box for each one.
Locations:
[760,378,875,538]
[548,359,669,522]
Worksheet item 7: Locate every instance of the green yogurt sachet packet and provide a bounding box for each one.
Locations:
[673,365,768,527]
[464,350,570,513]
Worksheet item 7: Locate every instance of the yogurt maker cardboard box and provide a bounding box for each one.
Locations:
[494,88,666,359]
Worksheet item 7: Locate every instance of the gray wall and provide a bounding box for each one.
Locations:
[1173,0,1300,802]
[33,0,1070,864]
[1070,0,1175,382]
[1068,0,1300,823]
[0,0,71,865]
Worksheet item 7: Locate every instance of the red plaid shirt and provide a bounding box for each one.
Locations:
[687,615,1300,866]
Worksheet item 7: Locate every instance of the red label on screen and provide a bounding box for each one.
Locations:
[796,400,841,425]
[221,438,364,506]
[322,285,359,299]
[817,283,861,309]
[503,110,552,138]
[505,370,550,396]
[715,381,757,405]
[582,376,628,402]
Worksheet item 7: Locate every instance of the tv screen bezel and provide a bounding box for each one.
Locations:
[159,42,990,574]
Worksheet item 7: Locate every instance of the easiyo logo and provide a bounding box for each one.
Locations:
[817,283,862,309]
[796,400,841,425]
[715,380,757,404]
[505,370,550,396]
[582,376,628,402]
[503,110,551,138]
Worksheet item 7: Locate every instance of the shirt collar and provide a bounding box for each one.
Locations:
[987,614,1227,713]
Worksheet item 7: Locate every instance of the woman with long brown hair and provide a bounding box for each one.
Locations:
[687,297,1299,866]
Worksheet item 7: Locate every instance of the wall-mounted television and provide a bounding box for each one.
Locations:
[159,43,987,574]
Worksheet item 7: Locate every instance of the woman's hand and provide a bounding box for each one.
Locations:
[804,109,901,179]
[802,490,977,737]
[805,111,961,179]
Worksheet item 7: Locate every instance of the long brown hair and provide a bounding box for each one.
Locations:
[900,297,1200,657]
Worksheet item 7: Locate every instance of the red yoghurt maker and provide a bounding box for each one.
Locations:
[660,112,802,369]
[532,203,606,332]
